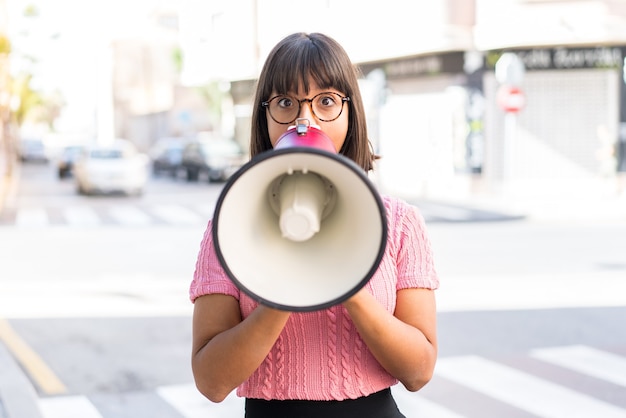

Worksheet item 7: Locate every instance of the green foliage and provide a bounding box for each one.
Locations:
[172,47,183,73]
[196,81,224,123]
[23,4,40,18]
[0,35,11,55]
[11,74,65,129]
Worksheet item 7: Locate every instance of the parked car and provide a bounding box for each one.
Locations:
[180,137,245,182]
[74,139,149,196]
[149,137,188,177]
[18,138,48,163]
[57,144,86,178]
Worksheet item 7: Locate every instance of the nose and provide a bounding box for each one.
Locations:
[297,100,316,121]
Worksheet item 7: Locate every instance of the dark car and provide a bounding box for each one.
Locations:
[180,137,245,182]
[149,137,188,177]
[57,145,86,178]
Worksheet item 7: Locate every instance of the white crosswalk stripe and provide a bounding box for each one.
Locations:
[63,206,102,227]
[435,354,626,418]
[531,345,626,387]
[108,206,154,226]
[4,204,210,227]
[157,384,244,418]
[30,345,626,418]
[391,386,466,418]
[151,204,205,225]
[39,395,103,418]
[15,208,49,227]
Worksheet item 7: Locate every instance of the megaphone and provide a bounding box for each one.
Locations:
[212,119,387,311]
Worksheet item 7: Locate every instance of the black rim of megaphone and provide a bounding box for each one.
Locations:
[211,146,388,312]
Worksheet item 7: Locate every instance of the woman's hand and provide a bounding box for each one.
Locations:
[342,287,437,391]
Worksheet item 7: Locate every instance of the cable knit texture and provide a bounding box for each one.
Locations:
[189,195,439,401]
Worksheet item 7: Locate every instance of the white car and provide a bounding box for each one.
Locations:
[74,139,149,196]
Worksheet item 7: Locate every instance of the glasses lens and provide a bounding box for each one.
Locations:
[311,93,344,121]
[267,92,346,124]
[268,95,299,124]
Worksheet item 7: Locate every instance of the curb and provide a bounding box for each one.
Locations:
[0,342,43,418]
[411,198,526,223]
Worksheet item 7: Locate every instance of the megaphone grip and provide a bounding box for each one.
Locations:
[278,172,327,242]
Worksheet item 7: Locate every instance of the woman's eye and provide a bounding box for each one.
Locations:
[319,96,336,107]
[278,97,294,108]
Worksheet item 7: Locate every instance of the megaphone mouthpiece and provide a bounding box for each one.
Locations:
[272,171,334,242]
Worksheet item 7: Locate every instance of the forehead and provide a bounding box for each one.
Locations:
[267,56,343,95]
[277,80,323,96]
[272,81,348,99]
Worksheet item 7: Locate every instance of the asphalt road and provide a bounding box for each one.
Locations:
[1,162,625,418]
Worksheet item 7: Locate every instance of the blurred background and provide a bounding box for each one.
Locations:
[0,1,625,418]
[1,0,625,210]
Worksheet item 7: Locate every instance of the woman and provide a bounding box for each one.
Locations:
[190,32,439,418]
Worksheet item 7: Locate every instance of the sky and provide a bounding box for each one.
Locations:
[6,0,172,137]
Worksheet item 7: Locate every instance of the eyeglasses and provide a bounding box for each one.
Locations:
[262,92,350,125]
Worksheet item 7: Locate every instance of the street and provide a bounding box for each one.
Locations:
[1,163,626,418]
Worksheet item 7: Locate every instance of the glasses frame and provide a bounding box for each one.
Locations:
[261,92,351,125]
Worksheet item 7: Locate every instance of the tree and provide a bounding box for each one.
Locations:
[12,73,64,129]
[0,32,15,182]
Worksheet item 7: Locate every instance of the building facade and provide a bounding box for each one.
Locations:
[204,0,626,200]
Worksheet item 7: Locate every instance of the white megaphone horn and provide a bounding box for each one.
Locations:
[212,119,388,311]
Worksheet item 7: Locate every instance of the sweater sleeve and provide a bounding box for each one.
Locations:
[395,201,440,291]
[189,220,240,303]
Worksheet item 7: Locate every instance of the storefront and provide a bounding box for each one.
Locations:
[359,51,480,199]
[358,45,626,199]
[483,45,624,196]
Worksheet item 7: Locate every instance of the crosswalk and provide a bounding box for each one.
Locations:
[1,204,216,228]
[35,344,626,418]
[0,202,507,228]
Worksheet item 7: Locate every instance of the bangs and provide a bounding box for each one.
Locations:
[265,35,349,96]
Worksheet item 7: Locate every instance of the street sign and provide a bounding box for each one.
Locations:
[497,85,526,113]
[495,53,525,86]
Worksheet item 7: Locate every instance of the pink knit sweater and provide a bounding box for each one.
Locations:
[189,195,439,401]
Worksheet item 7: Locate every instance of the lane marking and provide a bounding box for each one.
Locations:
[108,206,152,226]
[15,208,49,227]
[156,382,468,418]
[39,395,103,418]
[392,386,466,417]
[531,345,626,387]
[151,204,204,225]
[0,318,67,395]
[435,355,626,418]
[64,206,102,226]
[157,383,243,418]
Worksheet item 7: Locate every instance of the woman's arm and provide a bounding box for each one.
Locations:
[342,287,437,392]
[191,294,291,402]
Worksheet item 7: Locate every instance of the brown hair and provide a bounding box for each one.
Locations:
[250,32,377,172]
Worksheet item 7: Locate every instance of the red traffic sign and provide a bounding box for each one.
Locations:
[497,85,526,113]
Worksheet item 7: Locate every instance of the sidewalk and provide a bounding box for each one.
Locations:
[0,343,43,418]
[414,195,626,224]
[0,164,43,418]
[411,185,626,224]
[412,197,526,223]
